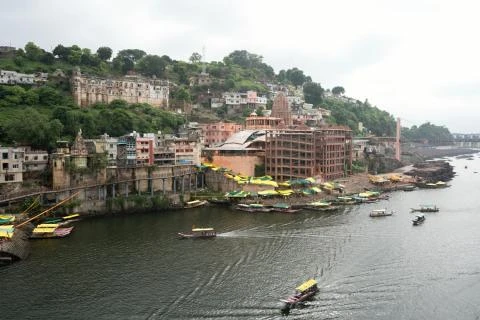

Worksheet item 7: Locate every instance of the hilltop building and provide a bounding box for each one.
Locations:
[71,67,169,108]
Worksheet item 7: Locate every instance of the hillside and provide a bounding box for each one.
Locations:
[0,42,452,149]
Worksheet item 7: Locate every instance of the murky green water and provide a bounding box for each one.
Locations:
[2,155,480,319]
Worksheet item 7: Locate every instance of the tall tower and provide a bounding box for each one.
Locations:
[271,92,292,126]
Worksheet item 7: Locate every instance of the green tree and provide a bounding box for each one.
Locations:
[175,87,191,103]
[40,52,55,64]
[332,86,345,95]
[286,68,307,87]
[303,82,324,105]
[223,50,263,68]
[116,49,146,63]
[35,86,65,105]
[189,52,202,63]
[24,42,43,61]
[67,46,82,65]
[53,44,70,59]
[96,47,113,61]
[136,55,167,77]
[5,108,63,150]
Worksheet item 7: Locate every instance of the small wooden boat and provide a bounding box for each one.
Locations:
[369,209,394,217]
[303,201,339,212]
[281,279,318,314]
[412,214,425,225]
[207,198,231,206]
[411,205,439,213]
[30,224,74,239]
[178,227,216,239]
[402,185,416,192]
[270,203,301,213]
[184,200,208,209]
[0,215,16,225]
[235,203,272,212]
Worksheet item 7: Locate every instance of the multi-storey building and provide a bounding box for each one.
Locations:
[265,126,353,182]
[23,148,49,172]
[136,135,155,165]
[200,122,244,147]
[117,135,137,167]
[223,91,267,111]
[0,147,24,184]
[71,67,169,108]
[167,136,202,165]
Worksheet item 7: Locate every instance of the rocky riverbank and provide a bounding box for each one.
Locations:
[403,160,455,182]
[402,145,478,163]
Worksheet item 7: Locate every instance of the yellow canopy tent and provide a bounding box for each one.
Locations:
[296,279,318,292]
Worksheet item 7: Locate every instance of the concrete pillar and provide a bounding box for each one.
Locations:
[112,183,116,198]
[150,178,154,196]
[162,178,166,195]
[181,175,185,194]
[173,177,176,194]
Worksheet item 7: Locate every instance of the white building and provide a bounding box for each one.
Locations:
[0,70,35,85]
[23,148,49,172]
[0,147,24,184]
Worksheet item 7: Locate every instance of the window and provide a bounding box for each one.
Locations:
[25,156,29,160]
[34,156,38,160]
[2,163,8,170]
[12,164,18,169]
[5,174,15,181]
[43,155,47,160]
[2,153,8,159]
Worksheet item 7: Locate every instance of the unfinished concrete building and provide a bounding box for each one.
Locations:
[265,126,353,182]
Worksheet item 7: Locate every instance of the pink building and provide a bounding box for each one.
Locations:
[200,122,244,147]
[245,113,282,130]
[136,136,154,165]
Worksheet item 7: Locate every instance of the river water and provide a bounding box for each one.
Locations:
[2,155,480,319]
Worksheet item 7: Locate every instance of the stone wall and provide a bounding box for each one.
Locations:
[207,155,263,176]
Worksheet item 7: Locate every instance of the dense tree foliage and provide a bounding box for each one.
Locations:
[136,55,168,77]
[96,47,113,61]
[402,122,453,144]
[189,52,202,63]
[303,82,324,106]
[323,97,396,136]
[332,86,345,95]
[0,85,185,150]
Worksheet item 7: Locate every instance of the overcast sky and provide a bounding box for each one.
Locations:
[2,0,479,133]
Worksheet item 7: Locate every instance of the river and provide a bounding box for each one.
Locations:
[2,154,480,319]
